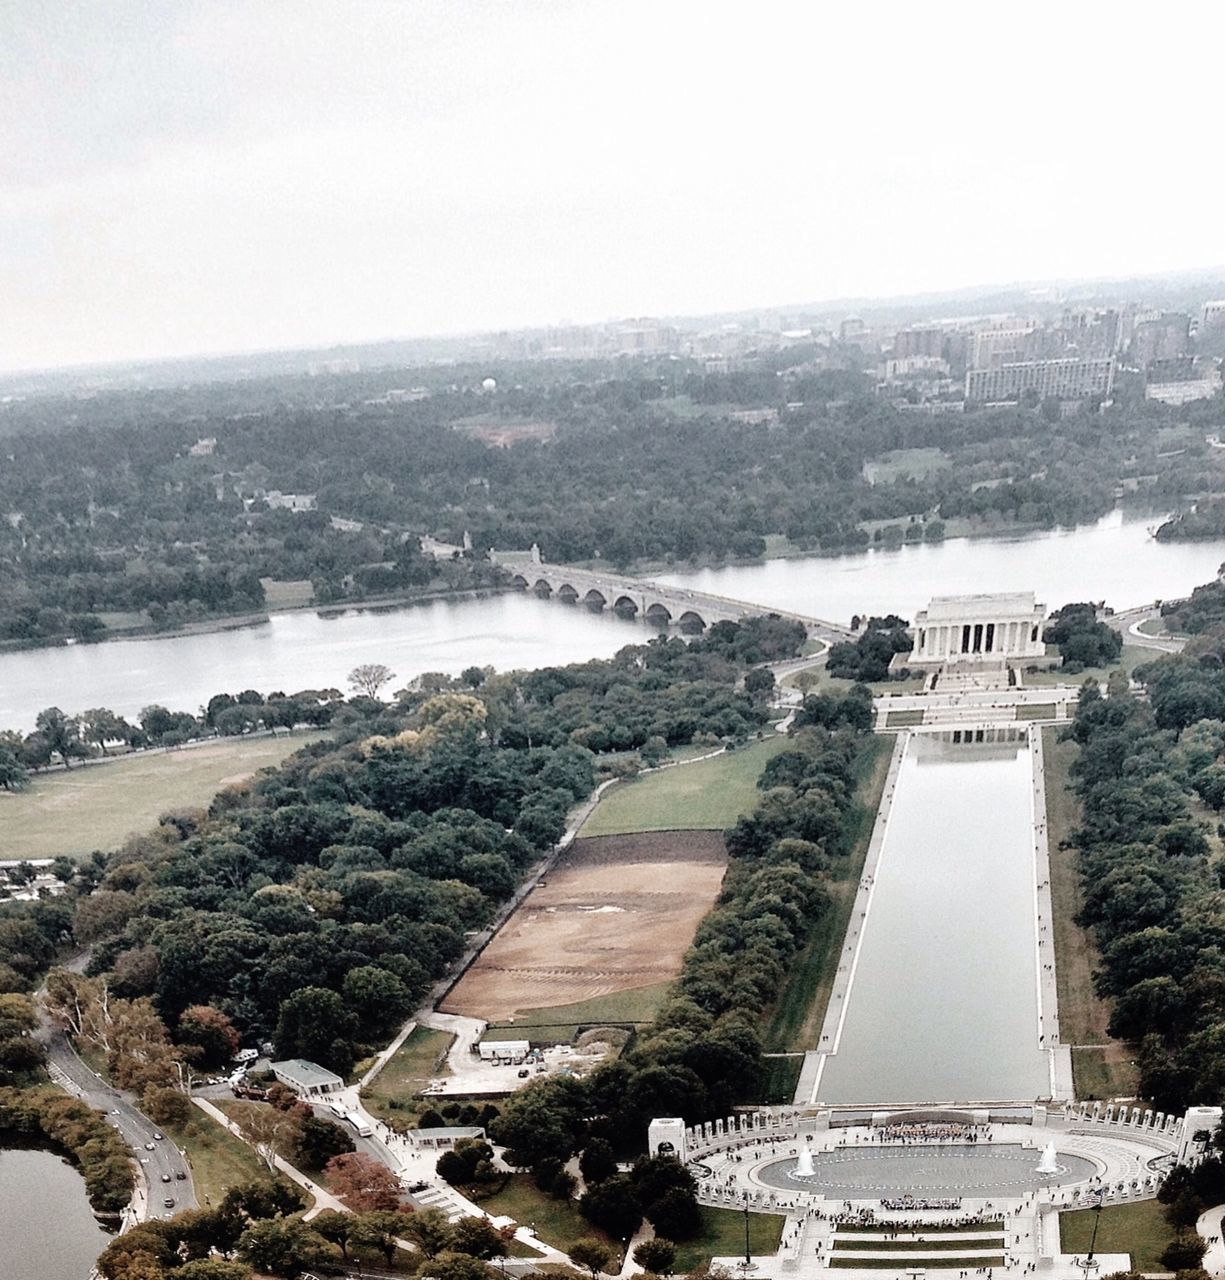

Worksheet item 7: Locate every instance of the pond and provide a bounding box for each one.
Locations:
[0,1146,111,1280]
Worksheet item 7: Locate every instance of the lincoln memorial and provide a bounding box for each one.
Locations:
[908,592,1048,668]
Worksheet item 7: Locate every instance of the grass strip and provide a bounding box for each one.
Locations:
[579,737,789,836]
[1058,1199,1172,1271]
[762,735,891,1054]
[670,1206,785,1271]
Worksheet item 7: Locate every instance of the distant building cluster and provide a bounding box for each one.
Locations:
[868,294,1225,412]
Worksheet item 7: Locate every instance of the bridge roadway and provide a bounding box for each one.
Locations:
[495,555,854,642]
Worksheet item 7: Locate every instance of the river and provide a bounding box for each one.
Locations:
[816,732,1051,1105]
[0,1147,111,1279]
[2,510,1222,732]
[656,508,1225,624]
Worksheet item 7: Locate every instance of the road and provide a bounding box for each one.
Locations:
[36,986,198,1223]
[1107,603,1187,654]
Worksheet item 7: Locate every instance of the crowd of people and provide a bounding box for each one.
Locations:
[874,1122,987,1144]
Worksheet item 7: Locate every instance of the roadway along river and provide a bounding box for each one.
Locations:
[816,732,1051,1106]
[1,509,1222,731]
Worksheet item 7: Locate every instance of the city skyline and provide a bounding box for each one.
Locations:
[4,0,1225,374]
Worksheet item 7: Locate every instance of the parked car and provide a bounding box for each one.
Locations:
[161,1173,171,1183]
[163,1198,175,1209]
[175,1171,187,1181]
[144,1142,155,1151]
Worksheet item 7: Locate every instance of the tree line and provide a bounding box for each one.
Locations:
[482,694,875,1242]
[2,349,1222,645]
[1064,629,1225,1109]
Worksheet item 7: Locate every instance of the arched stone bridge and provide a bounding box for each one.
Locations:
[493,553,853,642]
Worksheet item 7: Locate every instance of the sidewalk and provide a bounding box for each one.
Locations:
[1198,1204,1225,1277]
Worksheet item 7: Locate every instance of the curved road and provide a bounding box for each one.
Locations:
[36,967,197,1223]
[1108,603,1186,655]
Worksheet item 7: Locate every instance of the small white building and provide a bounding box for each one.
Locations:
[270,1059,344,1097]
[477,1039,530,1063]
[412,1125,486,1150]
[908,592,1047,667]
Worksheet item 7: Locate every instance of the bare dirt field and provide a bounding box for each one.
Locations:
[441,830,727,1021]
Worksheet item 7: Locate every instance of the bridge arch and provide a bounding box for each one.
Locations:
[583,588,607,611]
[532,578,553,598]
[678,610,706,633]
[645,602,672,629]
[510,573,529,589]
[613,595,639,618]
[556,583,579,604]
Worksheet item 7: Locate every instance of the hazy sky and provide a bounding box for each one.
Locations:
[3,0,1224,373]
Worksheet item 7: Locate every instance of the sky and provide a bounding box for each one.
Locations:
[3,0,1225,373]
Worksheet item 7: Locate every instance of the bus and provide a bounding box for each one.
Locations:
[344,1112,373,1138]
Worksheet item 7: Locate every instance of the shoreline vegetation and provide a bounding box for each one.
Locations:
[0,503,1187,660]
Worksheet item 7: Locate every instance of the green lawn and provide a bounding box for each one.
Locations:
[483,982,672,1044]
[885,709,925,727]
[1022,644,1150,688]
[0,733,327,860]
[671,1206,785,1271]
[470,1174,614,1253]
[761,736,891,1056]
[1016,703,1057,721]
[1043,728,1138,1098]
[361,1026,455,1130]
[170,1104,279,1208]
[1058,1199,1172,1271]
[759,1055,804,1105]
[864,448,949,484]
[579,736,789,836]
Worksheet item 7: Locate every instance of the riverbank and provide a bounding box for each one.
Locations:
[0,581,516,656]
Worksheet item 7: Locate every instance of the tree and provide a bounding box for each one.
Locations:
[221,1179,306,1221]
[569,1238,616,1279]
[311,1208,353,1257]
[285,1112,355,1171]
[79,707,132,755]
[349,663,396,698]
[402,1206,457,1257]
[274,986,357,1074]
[350,1209,414,1266]
[580,1173,643,1239]
[142,1084,192,1127]
[238,1215,325,1279]
[449,1215,509,1260]
[0,744,28,791]
[421,1251,492,1280]
[341,964,413,1035]
[324,1151,403,1211]
[34,707,88,768]
[174,1262,254,1280]
[178,1005,241,1069]
[1161,1238,1209,1271]
[580,1138,618,1185]
[634,1238,676,1273]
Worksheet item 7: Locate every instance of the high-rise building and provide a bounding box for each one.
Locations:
[965,356,1115,402]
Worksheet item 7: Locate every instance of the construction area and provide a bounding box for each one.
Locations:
[440,830,727,1022]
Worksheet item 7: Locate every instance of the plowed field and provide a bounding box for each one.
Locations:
[441,830,726,1020]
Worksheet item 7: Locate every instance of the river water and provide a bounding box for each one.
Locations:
[0,1147,110,1278]
[656,509,1225,625]
[1,510,1222,732]
[817,733,1051,1105]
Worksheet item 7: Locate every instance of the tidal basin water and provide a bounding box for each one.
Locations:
[0,1147,111,1280]
[817,734,1051,1105]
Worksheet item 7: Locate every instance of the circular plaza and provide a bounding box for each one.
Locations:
[688,1115,1179,1218]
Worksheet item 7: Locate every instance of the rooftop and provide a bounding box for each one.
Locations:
[270,1059,344,1089]
[920,592,1042,621]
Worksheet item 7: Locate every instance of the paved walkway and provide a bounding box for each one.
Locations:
[192,1097,347,1218]
[1198,1204,1225,1277]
